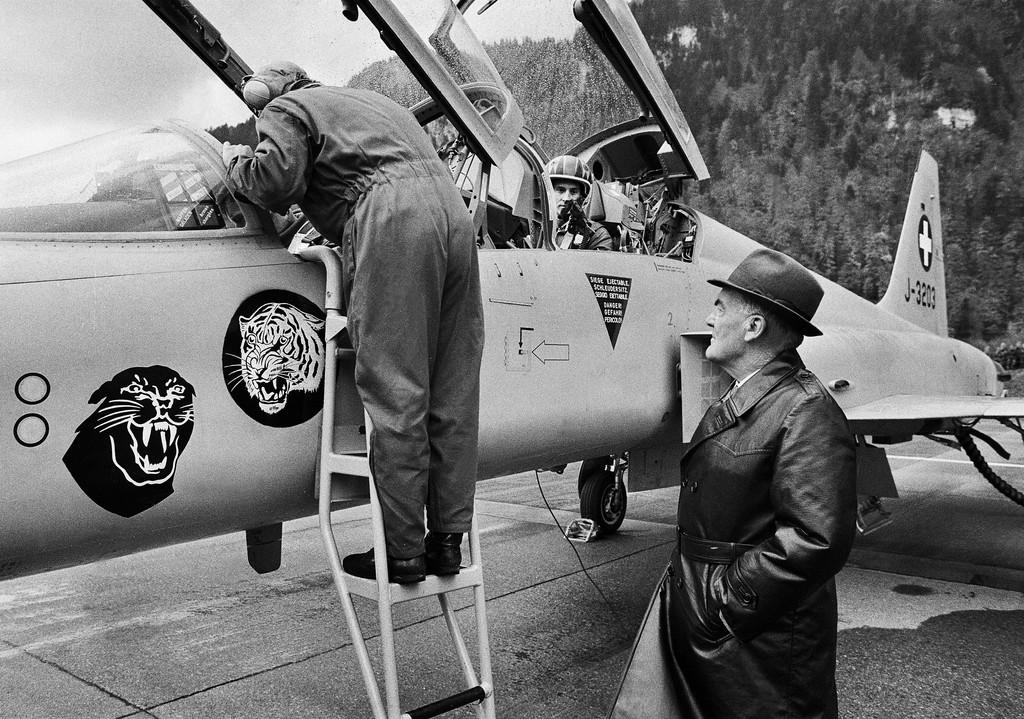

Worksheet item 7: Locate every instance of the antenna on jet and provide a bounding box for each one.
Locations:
[475,0,501,14]
[340,0,358,21]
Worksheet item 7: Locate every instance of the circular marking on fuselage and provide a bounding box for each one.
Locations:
[15,373,50,405]
[14,414,48,447]
[221,290,326,427]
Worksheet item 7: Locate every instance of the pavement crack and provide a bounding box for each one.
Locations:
[5,641,158,718]
[136,644,345,714]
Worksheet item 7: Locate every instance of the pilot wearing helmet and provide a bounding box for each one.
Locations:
[546,155,614,251]
[222,61,484,586]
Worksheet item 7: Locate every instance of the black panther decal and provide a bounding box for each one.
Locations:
[63,366,195,518]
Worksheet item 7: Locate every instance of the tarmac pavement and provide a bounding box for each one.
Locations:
[0,435,1022,718]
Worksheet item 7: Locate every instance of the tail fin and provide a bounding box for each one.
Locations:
[878,150,946,335]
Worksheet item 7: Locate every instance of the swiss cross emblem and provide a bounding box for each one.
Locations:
[918,215,933,271]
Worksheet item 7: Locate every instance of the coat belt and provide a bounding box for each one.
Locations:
[677,528,753,564]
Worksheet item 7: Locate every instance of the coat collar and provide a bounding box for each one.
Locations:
[727,349,804,417]
[683,349,804,459]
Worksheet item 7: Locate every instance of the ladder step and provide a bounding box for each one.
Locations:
[342,565,484,602]
[324,452,370,476]
[403,684,489,719]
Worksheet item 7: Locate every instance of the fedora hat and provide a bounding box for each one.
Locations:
[709,248,823,336]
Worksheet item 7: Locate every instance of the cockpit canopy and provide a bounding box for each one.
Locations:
[354,0,523,165]
[0,123,242,235]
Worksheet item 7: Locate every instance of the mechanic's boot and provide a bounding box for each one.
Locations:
[425,532,463,576]
[342,549,426,584]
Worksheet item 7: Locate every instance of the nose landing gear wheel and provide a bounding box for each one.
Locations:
[578,456,627,535]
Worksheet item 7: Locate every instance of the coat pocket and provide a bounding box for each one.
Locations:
[670,554,732,646]
[701,563,733,643]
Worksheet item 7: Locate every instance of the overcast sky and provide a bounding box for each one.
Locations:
[1,0,579,163]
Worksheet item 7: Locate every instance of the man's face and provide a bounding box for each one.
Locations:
[705,289,754,369]
[552,180,585,215]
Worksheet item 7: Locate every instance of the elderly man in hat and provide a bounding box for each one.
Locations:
[222,62,484,585]
[611,248,857,719]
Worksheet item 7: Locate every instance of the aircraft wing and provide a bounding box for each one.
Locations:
[844,394,1024,436]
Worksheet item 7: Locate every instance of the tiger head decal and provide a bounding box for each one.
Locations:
[63,366,196,518]
[234,302,325,414]
[223,291,326,427]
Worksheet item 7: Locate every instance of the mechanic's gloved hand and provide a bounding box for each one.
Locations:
[221,141,253,167]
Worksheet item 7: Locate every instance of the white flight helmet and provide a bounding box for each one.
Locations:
[545,154,594,202]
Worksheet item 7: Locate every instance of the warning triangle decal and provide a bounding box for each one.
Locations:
[587,273,632,348]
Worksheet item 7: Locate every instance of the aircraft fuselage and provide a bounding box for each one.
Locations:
[0,208,997,580]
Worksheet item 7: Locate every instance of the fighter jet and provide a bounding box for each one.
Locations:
[0,0,1021,587]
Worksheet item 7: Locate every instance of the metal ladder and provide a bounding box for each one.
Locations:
[300,245,496,719]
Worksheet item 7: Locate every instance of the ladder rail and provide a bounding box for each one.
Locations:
[316,320,390,716]
[300,245,389,717]
[438,587,490,718]
[468,515,495,719]
[438,593,478,698]
[318,475,389,717]
[367,426,404,716]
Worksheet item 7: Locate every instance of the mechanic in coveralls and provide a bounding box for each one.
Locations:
[609,248,857,718]
[546,155,613,251]
[222,62,483,585]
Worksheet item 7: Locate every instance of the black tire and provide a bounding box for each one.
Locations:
[577,457,610,494]
[579,462,627,535]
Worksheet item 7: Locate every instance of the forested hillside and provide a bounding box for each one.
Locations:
[627,0,1024,343]
[212,0,1024,343]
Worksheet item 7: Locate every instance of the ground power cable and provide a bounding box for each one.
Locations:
[954,425,1024,506]
[533,469,622,616]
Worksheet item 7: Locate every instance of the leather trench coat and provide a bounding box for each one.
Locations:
[610,350,857,719]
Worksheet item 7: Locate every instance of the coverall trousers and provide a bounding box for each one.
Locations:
[340,171,484,560]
